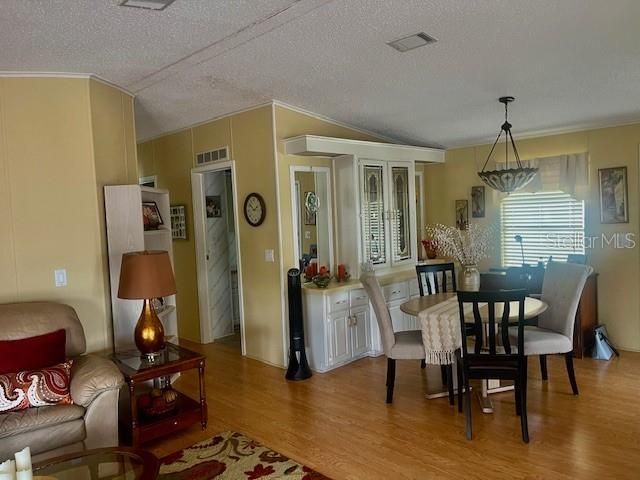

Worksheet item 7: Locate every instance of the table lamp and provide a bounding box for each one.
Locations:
[118,250,177,359]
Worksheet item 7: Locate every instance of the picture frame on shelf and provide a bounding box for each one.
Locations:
[455,199,469,230]
[471,186,485,218]
[599,166,628,223]
[142,201,163,230]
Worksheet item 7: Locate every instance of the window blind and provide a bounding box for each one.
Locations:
[501,191,585,267]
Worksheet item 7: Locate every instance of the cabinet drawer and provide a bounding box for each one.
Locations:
[327,291,349,312]
[383,282,408,302]
[350,289,369,308]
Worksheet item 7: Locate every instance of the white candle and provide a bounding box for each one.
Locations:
[0,459,15,480]
[12,449,30,473]
[0,459,14,473]
[14,470,31,480]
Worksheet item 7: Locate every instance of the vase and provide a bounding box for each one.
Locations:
[459,264,480,291]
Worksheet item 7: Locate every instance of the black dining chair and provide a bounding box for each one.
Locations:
[415,262,457,296]
[455,289,530,442]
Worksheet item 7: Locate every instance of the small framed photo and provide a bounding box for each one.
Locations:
[455,199,469,230]
[206,196,222,218]
[142,201,163,230]
[599,166,628,223]
[471,186,485,218]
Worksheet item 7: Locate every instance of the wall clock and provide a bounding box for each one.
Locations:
[244,192,266,227]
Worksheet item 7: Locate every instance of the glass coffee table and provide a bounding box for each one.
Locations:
[34,447,159,480]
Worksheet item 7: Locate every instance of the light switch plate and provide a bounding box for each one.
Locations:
[54,269,67,287]
[264,249,275,262]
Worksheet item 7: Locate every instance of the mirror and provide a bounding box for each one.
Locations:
[291,166,333,275]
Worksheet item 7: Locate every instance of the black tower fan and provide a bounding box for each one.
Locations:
[285,268,312,380]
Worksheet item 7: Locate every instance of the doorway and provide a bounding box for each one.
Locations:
[191,161,245,353]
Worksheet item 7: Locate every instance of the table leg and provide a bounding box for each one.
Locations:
[198,361,207,430]
[129,381,139,447]
[424,358,469,400]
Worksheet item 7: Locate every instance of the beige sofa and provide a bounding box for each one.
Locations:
[0,302,123,461]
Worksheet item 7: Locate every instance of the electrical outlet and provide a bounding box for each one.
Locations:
[264,249,275,262]
[54,269,67,287]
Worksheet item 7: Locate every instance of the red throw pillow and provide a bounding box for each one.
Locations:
[0,361,73,413]
[0,329,66,375]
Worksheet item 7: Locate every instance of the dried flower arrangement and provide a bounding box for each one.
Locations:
[426,223,494,266]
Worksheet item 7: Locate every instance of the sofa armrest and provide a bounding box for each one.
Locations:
[70,355,124,407]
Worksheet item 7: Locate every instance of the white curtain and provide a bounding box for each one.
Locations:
[496,152,589,199]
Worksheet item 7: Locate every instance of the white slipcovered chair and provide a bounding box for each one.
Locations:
[360,272,425,403]
[508,261,592,394]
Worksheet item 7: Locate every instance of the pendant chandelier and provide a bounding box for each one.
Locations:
[477,96,538,193]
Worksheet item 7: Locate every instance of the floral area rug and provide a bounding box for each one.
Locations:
[159,431,330,479]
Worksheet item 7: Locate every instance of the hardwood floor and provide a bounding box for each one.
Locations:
[148,340,640,479]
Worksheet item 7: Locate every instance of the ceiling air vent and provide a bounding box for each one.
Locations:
[196,146,229,166]
[387,32,437,53]
[119,0,176,11]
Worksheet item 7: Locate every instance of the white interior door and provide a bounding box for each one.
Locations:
[191,161,246,352]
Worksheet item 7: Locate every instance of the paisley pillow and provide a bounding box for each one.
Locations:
[0,361,73,413]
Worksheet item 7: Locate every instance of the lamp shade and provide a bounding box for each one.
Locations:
[118,250,177,299]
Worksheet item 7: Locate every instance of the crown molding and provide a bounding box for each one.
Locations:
[0,71,134,97]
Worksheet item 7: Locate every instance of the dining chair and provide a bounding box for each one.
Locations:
[360,272,426,404]
[415,262,458,403]
[415,262,456,296]
[508,261,592,394]
[456,289,530,442]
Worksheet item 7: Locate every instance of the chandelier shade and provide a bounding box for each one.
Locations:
[478,97,538,193]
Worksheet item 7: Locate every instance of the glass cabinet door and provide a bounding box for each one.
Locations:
[390,166,411,262]
[361,165,387,265]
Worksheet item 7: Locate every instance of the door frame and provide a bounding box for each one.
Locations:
[415,169,425,258]
[191,161,246,354]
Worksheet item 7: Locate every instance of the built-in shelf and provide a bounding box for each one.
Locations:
[105,185,178,351]
[144,228,171,236]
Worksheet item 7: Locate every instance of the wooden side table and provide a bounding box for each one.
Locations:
[111,342,207,447]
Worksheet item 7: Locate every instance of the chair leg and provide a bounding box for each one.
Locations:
[514,377,522,417]
[440,365,448,385]
[520,361,529,443]
[539,355,548,381]
[456,357,463,413]
[446,365,454,406]
[565,352,579,395]
[464,369,472,440]
[386,358,396,404]
[421,359,426,369]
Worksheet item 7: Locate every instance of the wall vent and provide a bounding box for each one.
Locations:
[196,146,229,166]
[119,0,176,11]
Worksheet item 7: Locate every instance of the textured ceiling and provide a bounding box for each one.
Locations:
[2,0,640,146]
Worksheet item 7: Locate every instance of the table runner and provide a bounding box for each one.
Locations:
[417,297,474,365]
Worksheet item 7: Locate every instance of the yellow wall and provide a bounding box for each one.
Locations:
[137,106,285,365]
[0,77,136,352]
[424,125,640,351]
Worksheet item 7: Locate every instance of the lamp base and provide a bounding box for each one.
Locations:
[134,298,165,356]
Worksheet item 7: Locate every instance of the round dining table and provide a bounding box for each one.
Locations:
[400,292,548,319]
[400,292,548,413]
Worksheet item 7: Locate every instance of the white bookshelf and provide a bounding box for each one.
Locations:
[104,185,178,351]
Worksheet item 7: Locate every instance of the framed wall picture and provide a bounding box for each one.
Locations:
[471,186,485,218]
[205,195,222,218]
[170,205,187,240]
[455,199,469,230]
[142,201,163,230]
[599,166,628,223]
